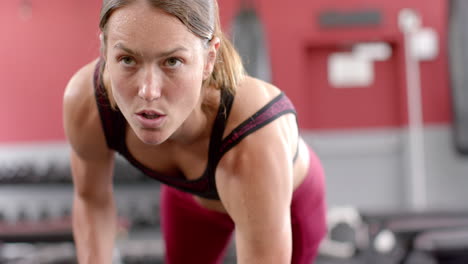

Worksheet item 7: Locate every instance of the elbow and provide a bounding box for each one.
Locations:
[74,185,114,207]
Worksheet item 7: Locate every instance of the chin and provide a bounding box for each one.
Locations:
[136,129,168,145]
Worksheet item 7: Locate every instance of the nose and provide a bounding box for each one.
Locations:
[138,66,162,101]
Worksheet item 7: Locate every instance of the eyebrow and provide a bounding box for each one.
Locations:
[113,43,189,57]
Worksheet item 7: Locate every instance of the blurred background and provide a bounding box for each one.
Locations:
[1,0,468,263]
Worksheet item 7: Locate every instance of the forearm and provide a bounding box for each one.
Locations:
[73,195,117,264]
[236,244,292,264]
[235,228,292,264]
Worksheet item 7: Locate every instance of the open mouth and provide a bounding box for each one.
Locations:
[141,113,161,119]
[137,110,165,120]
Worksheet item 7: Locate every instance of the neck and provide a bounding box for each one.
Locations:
[167,87,219,146]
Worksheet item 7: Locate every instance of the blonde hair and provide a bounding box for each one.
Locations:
[99,0,245,108]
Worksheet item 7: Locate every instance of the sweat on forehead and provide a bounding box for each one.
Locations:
[105,5,203,57]
[107,3,187,34]
[100,0,215,41]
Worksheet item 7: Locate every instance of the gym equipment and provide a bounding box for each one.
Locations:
[448,0,468,155]
[231,0,272,82]
[318,208,468,264]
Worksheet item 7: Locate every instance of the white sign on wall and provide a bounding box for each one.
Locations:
[328,42,392,88]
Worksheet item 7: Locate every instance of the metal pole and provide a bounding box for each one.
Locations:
[399,9,427,210]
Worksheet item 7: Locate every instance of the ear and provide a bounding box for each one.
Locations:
[203,37,221,80]
[99,33,107,61]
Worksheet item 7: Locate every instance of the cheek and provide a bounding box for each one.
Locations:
[108,67,134,99]
[172,64,205,97]
[170,79,203,111]
[109,77,124,98]
[109,76,133,109]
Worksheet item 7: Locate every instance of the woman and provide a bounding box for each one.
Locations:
[63,0,326,263]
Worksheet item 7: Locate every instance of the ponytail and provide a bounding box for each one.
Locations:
[204,1,245,94]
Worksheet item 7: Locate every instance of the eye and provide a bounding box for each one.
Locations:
[119,56,136,67]
[165,57,182,68]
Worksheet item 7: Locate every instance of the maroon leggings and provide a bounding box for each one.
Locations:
[160,148,327,264]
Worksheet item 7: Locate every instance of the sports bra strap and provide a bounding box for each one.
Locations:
[218,92,297,158]
[93,60,126,151]
[207,89,235,166]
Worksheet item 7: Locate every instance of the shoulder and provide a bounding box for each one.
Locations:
[63,58,112,160]
[224,76,297,146]
[225,76,282,132]
[218,75,299,173]
[219,75,298,168]
[215,78,295,216]
[63,58,99,100]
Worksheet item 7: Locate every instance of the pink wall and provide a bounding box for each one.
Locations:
[0,0,452,142]
[220,0,451,130]
[0,1,101,142]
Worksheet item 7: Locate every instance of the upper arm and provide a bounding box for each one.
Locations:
[63,59,115,201]
[216,121,294,263]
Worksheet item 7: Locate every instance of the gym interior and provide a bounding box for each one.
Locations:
[1,0,468,263]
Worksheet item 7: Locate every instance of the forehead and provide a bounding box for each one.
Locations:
[106,1,201,52]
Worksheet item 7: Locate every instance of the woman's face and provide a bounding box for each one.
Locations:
[105,1,216,145]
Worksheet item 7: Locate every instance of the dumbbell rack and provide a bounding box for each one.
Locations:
[0,144,165,263]
[0,144,239,264]
[359,210,468,264]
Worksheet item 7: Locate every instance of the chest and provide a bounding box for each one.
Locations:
[125,129,211,181]
[125,130,228,212]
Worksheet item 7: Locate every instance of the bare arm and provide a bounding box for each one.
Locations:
[217,121,295,263]
[71,151,116,264]
[63,60,117,264]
